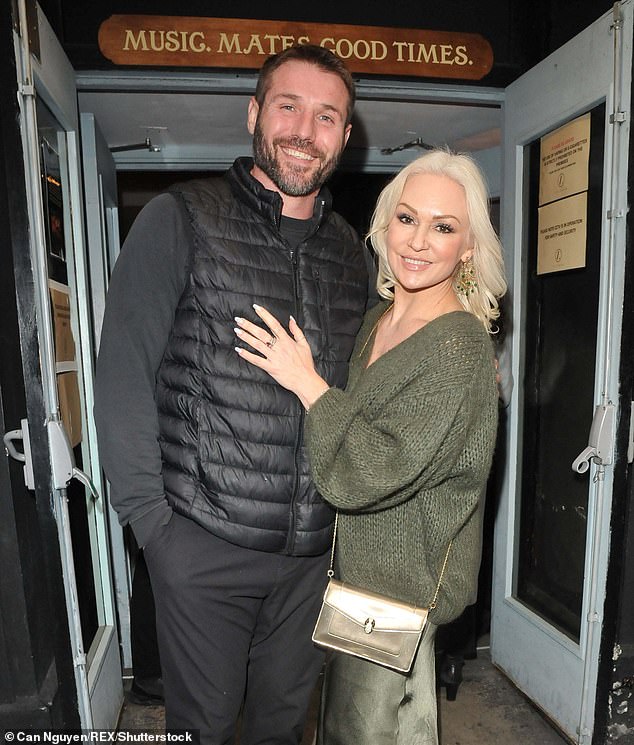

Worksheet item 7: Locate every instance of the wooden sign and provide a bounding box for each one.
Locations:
[98,15,494,80]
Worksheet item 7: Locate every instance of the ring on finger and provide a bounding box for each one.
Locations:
[265,335,277,349]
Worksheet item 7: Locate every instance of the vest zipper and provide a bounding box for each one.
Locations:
[286,199,325,554]
[287,406,305,554]
[312,267,330,351]
[286,245,302,554]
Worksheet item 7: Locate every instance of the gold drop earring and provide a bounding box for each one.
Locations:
[455,257,478,296]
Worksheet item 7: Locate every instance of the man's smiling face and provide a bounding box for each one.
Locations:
[247,59,352,199]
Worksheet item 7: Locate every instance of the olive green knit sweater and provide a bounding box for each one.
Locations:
[305,301,498,625]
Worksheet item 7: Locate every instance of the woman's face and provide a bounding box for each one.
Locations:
[386,172,473,296]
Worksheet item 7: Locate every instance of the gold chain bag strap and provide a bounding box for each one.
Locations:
[312,512,452,673]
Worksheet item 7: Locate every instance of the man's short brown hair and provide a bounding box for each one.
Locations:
[255,44,356,126]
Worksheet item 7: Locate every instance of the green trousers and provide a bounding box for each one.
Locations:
[318,624,438,745]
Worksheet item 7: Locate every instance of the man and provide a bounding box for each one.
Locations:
[94,44,372,744]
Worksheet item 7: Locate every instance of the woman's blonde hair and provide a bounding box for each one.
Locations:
[367,150,507,333]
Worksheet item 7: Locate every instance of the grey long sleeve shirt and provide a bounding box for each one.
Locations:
[94,193,190,547]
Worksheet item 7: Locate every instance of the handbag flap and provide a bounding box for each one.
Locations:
[323,579,428,633]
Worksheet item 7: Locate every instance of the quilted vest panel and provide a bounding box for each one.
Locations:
[156,162,369,555]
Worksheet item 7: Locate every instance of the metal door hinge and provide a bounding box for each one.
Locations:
[18,83,35,98]
[628,402,634,464]
[607,209,625,219]
[611,2,624,32]
[610,111,627,124]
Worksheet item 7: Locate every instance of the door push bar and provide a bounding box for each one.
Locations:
[3,418,100,499]
[572,403,616,474]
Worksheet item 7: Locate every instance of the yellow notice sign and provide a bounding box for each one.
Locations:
[539,113,590,206]
[50,284,82,447]
[50,286,76,363]
[537,192,587,275]
[57,372,82,449]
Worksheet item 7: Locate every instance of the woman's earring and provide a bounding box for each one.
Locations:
[455,257,478,296]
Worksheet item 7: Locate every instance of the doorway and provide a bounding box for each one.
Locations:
[6,0,631,737]
[87,7,631,741]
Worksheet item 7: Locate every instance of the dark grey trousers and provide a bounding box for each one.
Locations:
[144,512,329,745]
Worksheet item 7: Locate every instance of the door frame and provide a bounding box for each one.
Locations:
[492,3,632,742]
[11,0,123,727]
[0,0,80,726]
[75,69,504,184]
[80,111,131,671]
[74,60,506,680]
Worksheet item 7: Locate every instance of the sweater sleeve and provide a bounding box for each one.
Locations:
[305,326,490,513]
[94,194,190,547]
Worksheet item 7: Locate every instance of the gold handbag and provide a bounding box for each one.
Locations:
[312,513,451,673]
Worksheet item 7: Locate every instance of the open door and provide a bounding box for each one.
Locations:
[11,1,123,727]
[80,111,131,671]
[492,2,632,742]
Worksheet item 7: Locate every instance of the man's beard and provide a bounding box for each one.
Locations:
[252,120,343,197]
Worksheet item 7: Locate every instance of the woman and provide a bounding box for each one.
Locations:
[234,150,506,744]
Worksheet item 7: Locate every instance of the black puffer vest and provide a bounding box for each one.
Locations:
[156,158,369,556]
